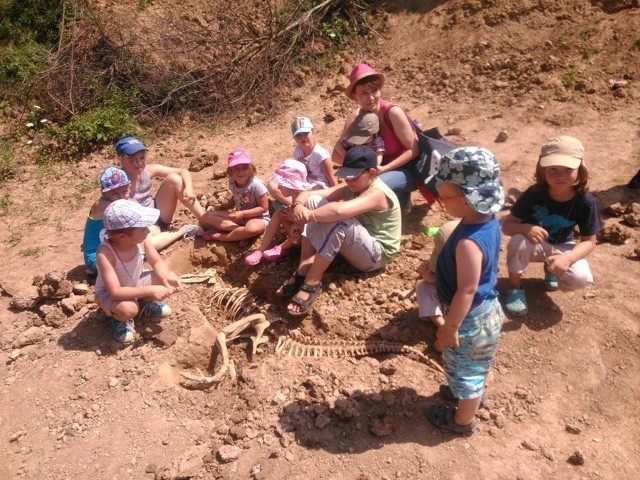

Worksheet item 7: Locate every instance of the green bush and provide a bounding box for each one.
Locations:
[0,0,63,45]
[0,41,45,85]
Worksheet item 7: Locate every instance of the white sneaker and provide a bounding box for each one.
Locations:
[182,224,204,239]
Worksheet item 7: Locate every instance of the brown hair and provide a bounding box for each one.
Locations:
[352,76,383,97]
[533,160,590,195]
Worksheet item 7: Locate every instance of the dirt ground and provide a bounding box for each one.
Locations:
[1,1,640,479]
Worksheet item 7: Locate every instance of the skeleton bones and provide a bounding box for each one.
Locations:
[179,313,272,390]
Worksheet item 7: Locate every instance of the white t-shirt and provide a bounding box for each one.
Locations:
[293,143,331,189]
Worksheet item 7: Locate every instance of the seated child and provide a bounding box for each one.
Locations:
[94,199,181,343]
[502,136,599,317]
[82,166,131,274]
[244,159,312,266]
[116,136,206,231]
[415,220,460,352]
[201,148,270,243]
[82,166,202,275]
[338,111,385,166]
[267,116,337,207]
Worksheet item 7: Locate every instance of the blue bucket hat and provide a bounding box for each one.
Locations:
[436,146,504,215]
[115,136,147,155]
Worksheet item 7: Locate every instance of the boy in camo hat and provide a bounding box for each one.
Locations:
[423,146,505,435]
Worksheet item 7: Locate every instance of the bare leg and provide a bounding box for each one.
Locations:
[255,210,284,251]
[155,173,206,223]
[209,219,266,242]
[147,225,193,252]
[508,272,522,289]
[455,397,483,426]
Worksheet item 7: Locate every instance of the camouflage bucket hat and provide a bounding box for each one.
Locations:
[436,146,505,215]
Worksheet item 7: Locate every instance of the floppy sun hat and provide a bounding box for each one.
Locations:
[271,159,312,191]
[345,112,380,145]
[115,136,147,155]
[345,63,386,100]
[290,116,314,136]
[100,166,131,193]
[436,146,505,215]
[103,199,159,230]
[539,135,584,169]
[336,146,377,179]
[227,148,252,168]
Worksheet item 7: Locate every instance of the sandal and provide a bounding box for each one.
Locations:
[244,249,264,266]
[544,265,559,291]
[504,288,528,317]
[276,273,305,297]
[263,243,290,261]
[439,384,488,409]
[202,230,222,241]
[425,404,476,436]
[287,282,323,317]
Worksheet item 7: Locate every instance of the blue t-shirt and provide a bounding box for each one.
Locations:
[435,217,501,308]
[82,214,107,271]
[510,187,600,244]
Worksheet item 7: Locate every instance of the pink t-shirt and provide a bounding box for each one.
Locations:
[378,99,407,165]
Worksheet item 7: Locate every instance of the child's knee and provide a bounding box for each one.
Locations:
[111,300,139,320]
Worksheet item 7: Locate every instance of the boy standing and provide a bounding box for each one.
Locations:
[425,147,505,435]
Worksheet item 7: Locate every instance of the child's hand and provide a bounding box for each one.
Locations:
[181,186,197,204]
[547,253,572,275]
[416,260,435,283]
[525,225,548,244]
[227,210,243,223]
[162,271,182,291]
[437,324,459,349]
[147,285,173,301]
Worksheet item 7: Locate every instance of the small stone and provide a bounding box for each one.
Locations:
[565,424,582,435]
[108,378,119,388]
[567,449,585,465]
[10,430,27,442]
[9,350,22,361]
[494,131,509,143]
[217,445,242,463]
[72,283,90,295]
[315,413,332,429]
[521,440,537,451]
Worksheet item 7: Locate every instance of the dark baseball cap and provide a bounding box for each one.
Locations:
[336,146,377,179]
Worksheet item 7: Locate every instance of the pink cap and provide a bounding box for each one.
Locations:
[227,148,252,168]
[345,63,385,99]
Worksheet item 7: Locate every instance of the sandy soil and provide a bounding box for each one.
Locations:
[1,1,640,479]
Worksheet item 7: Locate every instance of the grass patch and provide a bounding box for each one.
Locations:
[19,246,41,257]
[0,193,12,215]
[633,38,640,49]
[4,225,21,246]
[579,25,599,41]
[561,69,577,89]
[582,44,602,58]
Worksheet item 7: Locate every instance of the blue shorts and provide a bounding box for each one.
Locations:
[443,298,504,400]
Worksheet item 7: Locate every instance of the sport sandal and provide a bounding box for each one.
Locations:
[425,404,476,436]
[287,282,323,317]
[277,273,305,297]
[504,288,528,317]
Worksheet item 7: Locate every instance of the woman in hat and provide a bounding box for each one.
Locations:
[332,63,420,212]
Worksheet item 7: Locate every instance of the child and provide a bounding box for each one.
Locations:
[201,148,270,243]
[415,220,460,352]
[502,136,599,316]
[338,111,385,166]
[82,166,203,275]
[116,136,206,231]
[281,146,401,316]
[267,116,337,207]
[94,199,181,343]
[244,159,312,266]
[82,166,132,274]
[424,146,505,436]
